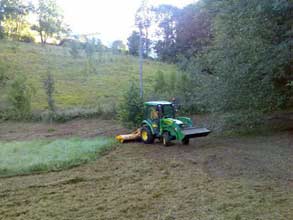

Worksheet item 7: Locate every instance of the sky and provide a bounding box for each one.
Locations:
[56,0,197,45]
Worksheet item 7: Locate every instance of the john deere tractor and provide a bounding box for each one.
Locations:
[140,101,210,146]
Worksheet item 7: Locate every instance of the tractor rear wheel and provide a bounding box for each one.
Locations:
[162,132,171,146]
[141,127,154,144]
[182,137,190,145]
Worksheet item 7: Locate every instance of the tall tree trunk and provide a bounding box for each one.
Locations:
[145,27,149,57]
[40,31,44,44]
[139,26,144,98]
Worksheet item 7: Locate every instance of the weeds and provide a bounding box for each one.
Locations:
[0,40,177,121]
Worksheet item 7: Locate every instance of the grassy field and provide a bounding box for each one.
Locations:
[0,124,292,219]
[0,137,114,177]
[0,40,178,112]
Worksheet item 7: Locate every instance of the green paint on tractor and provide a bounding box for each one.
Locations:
[141,101,211,146]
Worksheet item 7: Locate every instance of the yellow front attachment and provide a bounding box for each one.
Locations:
[115,129,141,143]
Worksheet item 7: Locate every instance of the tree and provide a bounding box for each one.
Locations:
[2,15,33,41]
[111,40,126,54]
[127,30,151,57]
[84,38,96,58]
[118,82,144,128]
[152,4,179,62]
[135,0,153,58]
[176,4,213,59]
[210,0,291,112]
[0,0,31,38]
[135,0,153,98]
[8,75,34,119]
[127,31,140,56]
[43,71,55,122]
[154,70,167,94]
[33,0,69,44]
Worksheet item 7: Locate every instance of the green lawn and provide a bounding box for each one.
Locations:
[0,137,115,177]
[0,40,178,112]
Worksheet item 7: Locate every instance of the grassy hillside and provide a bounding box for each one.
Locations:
[0,40,178,113]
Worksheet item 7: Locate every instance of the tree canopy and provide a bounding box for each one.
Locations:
[32,0,69,44]
[132,0,292,117]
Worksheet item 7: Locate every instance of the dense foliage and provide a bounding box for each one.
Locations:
[7,74,34,119]
[0,0,32,39]
[0,0,69,43]
[118,82,144,128]
[0,0,291,129]
[43,71,55,122]
[32,0,69,44]
[203,0,291,112]
[149,0,292,119]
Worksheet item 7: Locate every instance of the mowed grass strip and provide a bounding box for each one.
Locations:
[0,137,115,177]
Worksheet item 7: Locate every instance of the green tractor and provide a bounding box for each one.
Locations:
[140,101,210,146]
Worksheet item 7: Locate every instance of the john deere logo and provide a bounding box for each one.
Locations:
[164,120,173,125]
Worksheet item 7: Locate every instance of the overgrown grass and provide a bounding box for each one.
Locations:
[0,40,178,114]
[0,137,115,177]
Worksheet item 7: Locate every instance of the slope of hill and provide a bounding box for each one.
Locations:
[0,40,178,113]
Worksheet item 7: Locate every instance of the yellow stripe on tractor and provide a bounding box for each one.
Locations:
[116,128,141,143]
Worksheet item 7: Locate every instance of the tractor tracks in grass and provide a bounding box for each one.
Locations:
[0,118,293,219]
[0,133,293,220]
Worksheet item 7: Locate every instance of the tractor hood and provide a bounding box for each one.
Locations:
[171,119,184,125]
[162,118,184,126]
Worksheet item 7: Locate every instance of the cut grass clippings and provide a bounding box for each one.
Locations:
[0,137,115,177]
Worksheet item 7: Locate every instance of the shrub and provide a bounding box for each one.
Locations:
[118,82,144,128]
[0,61,9,86]
[69,41,81,58]
[7,75,34,120]
[84,39,96,58]
[43,71,56,123]
[154,70,168,94]
[19,35,35,43]
[222,111,265,131]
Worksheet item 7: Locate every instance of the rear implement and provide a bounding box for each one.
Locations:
[116,129,141,143]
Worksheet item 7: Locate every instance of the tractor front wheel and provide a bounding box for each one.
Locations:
[141,127,154,144]
[162,132,171,146]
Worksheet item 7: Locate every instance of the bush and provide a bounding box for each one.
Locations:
[43,71,56,123]
[19,35,35,43]
[69,41,81,58]
[118,82,144,128]
[84,39,96,58]
[0,61,9,86]
[0,27,4,39]
[154,70,168,95]
[7,75,34,120]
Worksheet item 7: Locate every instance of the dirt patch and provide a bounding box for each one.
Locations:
[0,119,292,219]
[0,118,128,141]
[1,139,292,220]
[198,134,293,181]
